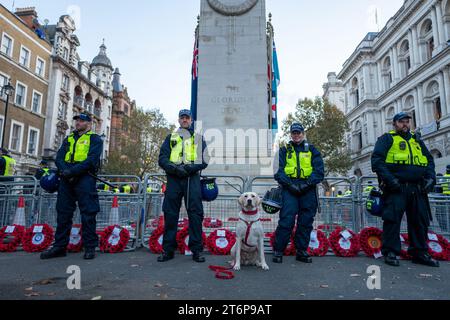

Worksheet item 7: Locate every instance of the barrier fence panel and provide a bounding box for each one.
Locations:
[35,175,144,252]
[141,174,246,251]
[0,176,39,228]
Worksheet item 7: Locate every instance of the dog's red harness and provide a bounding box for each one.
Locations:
[208,210,260,280]
[239,218,260,248]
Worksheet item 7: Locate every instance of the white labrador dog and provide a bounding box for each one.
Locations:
[230,192,269,271]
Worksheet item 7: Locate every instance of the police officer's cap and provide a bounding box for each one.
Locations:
[73,113,92,122]
[290,123,305,133]
[179,109,192,118]
[393,112,412,122]
[40,160,48,166]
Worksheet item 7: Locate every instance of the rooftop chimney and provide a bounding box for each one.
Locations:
[15,7,38,30]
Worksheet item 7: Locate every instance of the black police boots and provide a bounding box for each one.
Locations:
[384,252,400,267]
[272,251,283,264]
[296,250,312,263]
[84,248,96,260]
[192,252,206,263]
[157,251,175,262]
[40,247,67,260]
[412,253,440,268]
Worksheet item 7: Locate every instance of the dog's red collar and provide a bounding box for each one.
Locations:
[242,209,258,216]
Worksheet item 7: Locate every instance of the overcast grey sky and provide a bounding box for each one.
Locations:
[5,0,404,124]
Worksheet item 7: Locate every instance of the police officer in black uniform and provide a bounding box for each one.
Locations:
[41,113,103,260]
[273,123,325,264]
[371,112,439,267]
[158,109,208,263]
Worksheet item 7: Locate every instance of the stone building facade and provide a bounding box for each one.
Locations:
[41,15,113,164]
[0,5,52,175]
[325,0,450,176]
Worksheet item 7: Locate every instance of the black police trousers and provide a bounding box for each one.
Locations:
[54,175,100,249]
[162,174,204,253]
[274,184,318,253]
[381,183,430,257]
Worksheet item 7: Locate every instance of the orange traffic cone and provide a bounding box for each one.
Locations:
[12,196,26,227]
[108,196,119,226]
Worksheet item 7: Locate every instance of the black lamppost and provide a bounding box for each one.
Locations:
[1,80,15,150]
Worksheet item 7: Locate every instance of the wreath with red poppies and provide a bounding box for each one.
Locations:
[149,226,165,254]
[206,229,236,255]
[400,233,411,260]
[307,229,330,257]
[317,223,344,236]
[99,225,130,253]
[176,227,207,255]
[329,227,360,257]
[0,225,24,253]
[178,218,189,228]
[427,231,450,261]
[269,231,296,256]
[203,218,223,229]
[22,224,54,253]
[67,224,83,253]
[359,227,383,258]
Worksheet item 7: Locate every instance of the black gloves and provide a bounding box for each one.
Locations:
[61,169,78,185]
[388,179,402,193]
[422,178,435,194]
[183,165,198,175]
[174,166,189,178]
[287,182,313,197]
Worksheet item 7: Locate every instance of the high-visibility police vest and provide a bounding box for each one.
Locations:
[122,185,131,194]
[42,168,50,176]
[284,143,313,179]
[385,131,428,167]
[2,156,16,176]
[344,190,352,197]
[443,173,450,195]
[364,186,375,194]
[103,184,110,192]
[114,188,120,193]
[65,131,95,163]
[147,187,153,193]
[169,132,198,165]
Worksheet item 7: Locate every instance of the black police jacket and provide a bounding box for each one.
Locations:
[158,129,209,177]
[274,140,325,187]
[56,131,103,177]
[371,131,435,185]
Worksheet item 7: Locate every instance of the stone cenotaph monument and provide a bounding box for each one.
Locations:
[197,0,273,177]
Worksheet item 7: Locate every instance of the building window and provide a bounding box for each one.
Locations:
[10,122,23,152]
[27,128,39,156]
[433,98,442,121]
[63,47,69,61]
[15,83,27,106]
[1,34,13,57]
[32,91,42,113]
[62,74,70,91]
[0,73,8,99]
[36,58,45,77]
[19,46,31,67]
[58,100,67,120]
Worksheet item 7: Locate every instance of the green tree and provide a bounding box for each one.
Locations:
[282,97,351,177]
[104,108,174,178]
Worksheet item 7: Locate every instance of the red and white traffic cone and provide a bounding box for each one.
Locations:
[108,196,120,226]
[12,196,26,227]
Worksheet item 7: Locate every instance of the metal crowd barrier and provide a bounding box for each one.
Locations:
[1,173,449,252]
[0,176,39,228]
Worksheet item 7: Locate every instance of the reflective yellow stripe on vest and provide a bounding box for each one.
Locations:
[284,144,313,179]
[443,174,450,195]
[2,156,16,176]
[65,131,94,163]
[385,131,428,167]
[169,132,198,164]
[42,168,50,175]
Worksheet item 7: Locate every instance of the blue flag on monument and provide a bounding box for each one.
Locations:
[190,35,199,123]
[271,40,280,132]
